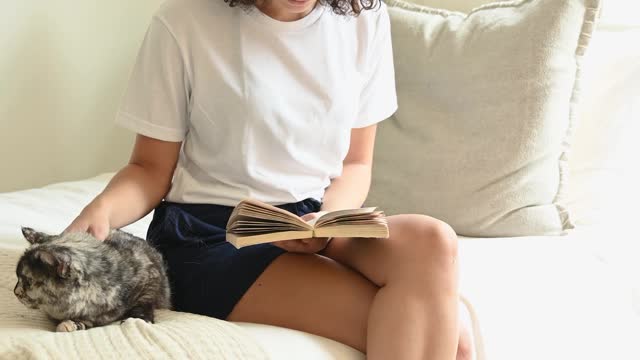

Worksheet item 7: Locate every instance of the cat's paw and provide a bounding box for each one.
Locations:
[127,305,155,324]
[56,320,86,332]
[142,314,155,324]
[120,317,153,325]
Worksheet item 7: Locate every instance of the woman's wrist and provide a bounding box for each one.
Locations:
[87,194,114,225]
[91,194,111,213]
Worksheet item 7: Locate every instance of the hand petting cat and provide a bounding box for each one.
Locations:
[65,200,111,241]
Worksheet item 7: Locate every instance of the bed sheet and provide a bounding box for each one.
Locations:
[1,173,638,359]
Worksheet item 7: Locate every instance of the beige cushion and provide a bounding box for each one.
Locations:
[367,0,601,236]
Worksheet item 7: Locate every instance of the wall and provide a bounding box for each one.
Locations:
[0,0,163,191]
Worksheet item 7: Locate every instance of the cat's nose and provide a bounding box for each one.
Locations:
[14,284,23,296]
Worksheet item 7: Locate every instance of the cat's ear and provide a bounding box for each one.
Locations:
[33,250,72,279]
[21,227,50,245]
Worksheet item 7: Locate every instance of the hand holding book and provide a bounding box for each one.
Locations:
[271,212,332,253]
[225,199,389,249]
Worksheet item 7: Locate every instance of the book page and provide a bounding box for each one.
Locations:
[239,204,300,222]
[227,230,314,249]
[319,219,387,227]
[315,207,378,226]
[303,211,328,227]
[241,199,303,219]
[315,207,384,227]
[227,199,311,230]
[228,221,305,233]
[314,224,389,239]
[316,212,385,226]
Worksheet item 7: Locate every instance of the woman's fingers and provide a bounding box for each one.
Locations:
[272,239,305,252]
[273,237,329,253]
[270,213,328,252]
[300,212,320,222]
[64,220,109,241]
[88,224,110,241]
[64,218,88,235]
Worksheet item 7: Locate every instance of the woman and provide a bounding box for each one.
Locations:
[67,0,471,358]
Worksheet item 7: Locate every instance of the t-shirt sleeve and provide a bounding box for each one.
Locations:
[353,5,398,129]
[115,17,190,142]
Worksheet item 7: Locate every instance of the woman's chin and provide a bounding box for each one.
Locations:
[286,0,314,12]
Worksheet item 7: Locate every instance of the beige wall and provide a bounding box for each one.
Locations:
[0,0,163,192]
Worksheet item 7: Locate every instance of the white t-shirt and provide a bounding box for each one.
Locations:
[116,0,397,206]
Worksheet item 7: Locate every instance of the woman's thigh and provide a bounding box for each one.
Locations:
[319,214,458,288]
[227,252,378,352]
[227,214,458,353]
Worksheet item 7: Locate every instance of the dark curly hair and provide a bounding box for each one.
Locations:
[223,0,380,16]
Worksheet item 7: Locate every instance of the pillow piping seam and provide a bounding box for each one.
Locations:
[384,0,539,19]
[554,0,602,232]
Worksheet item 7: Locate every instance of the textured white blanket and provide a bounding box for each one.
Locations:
[0,245,267,360]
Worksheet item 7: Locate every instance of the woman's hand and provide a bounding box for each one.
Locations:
[64,199,111,241]
[272,212,331,254]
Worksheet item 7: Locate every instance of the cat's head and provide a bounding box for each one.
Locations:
[14,227,84,309]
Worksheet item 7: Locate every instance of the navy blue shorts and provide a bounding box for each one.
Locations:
[146,198,322,320]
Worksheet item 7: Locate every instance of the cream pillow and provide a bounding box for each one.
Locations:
[367,0,601,236]
[409,0,640,229]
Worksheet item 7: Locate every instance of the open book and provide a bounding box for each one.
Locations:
[226,199,389,249]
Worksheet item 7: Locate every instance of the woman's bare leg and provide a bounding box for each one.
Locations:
[321,214,460,359]
[228,252,376,351]
[228,215,469,359]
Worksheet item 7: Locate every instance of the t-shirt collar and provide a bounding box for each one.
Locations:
[245,3,326,32]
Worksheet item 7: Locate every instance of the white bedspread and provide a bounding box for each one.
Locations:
[1,174,638,359]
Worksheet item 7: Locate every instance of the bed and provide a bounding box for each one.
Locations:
[1,174,638,359]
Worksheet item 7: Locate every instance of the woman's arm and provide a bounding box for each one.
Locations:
[320,124,378,212]
[66,134,181,240]
[273,124,377,253]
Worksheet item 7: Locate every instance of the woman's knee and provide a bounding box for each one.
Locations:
[402,216,458,260]
[387,215,458,282]
[421,217,458,261]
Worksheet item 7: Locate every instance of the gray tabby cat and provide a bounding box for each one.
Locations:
[14,227,171,332]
